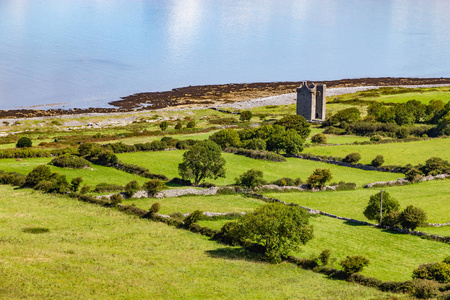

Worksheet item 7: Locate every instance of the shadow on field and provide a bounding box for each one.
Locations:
[343,220,368,227]
[206,247,264,262]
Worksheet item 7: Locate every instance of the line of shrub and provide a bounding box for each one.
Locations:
[113,161,168,181]
[224,147,286,162]
[0,147,76,159]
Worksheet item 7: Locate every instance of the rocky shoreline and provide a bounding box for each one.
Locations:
[1,77,450,119]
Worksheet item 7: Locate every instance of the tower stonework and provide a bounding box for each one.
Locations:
[296,82,326,122]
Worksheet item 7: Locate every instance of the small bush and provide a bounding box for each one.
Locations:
[382,211,401,227]
[25,165,52,187]
[272,177,302,187]
[406,167,424,182]
[159,121,168,131]
[444,256,450,264]
[371,155,385,167]
[143,179,166,196]
[70,177,83,192]
[370,135,383,142]
[186,120,196,128]
[125,180,140,198]
[412,279,439,299]
[340,255,370,274]
[184,210,203,227]
[175,122,182,130]
[240,110,253,122]
[22,227,49,234]
[149,202,161,214]
[399,205,427,231]
[110,193,123,206]
[343,152,361,164]
[94,183,123,193]
[319,249,332,266]
[413,262,450,283]
[334,182,357,191]
[307,168,332,189]
[80,185,91,194]
[235,169,266,189]
[311,133,327,144]
[243,138,266,151]
[16,137,32,148]
[49,154,90,169]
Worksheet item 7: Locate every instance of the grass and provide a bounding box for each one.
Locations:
[264,180,450,224]
[117,150,401,186]
[126,194,262,215]
[303,137,450,165]
[0,185,392,299]
[198,215,450,282]
[0,157,148,187]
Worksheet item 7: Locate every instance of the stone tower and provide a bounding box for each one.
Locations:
[296,82,326,121]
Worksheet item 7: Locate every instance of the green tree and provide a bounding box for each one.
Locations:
[230,203,313,263]
[343,152,361,163]
[274,115,311,139]
[399,205,427,231]
[326,108,361,127]
[25,165,52,187]
[70,177,83,192]
[125,180,140,198]
[363,191,400,224]
[159,121,168,131]
[340,256,370,274]
[143,179,166,196]
[266,129,304,154]
[311,133,327,144]
[16,137,32,148]
[178,141,226,185]
[209,129,241,149]
[235,169,265,189]
[307,169,332,189]
[371,155,385,167]
[240,110,253,122]
[186,120,196,128]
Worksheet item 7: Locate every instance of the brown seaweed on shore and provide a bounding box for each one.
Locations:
[1,77,450,119]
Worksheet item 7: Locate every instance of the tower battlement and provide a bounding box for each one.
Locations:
[296,82,326,122]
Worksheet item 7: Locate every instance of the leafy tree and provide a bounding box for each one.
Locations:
[240,110,253,122]
[266,129,304,154]
[396,126,409,139]
[307,168,332,189]
[399,205,427,231]
[209,129,241,149]
[343,152,361,164]
[413,262,450,283]
[143,179,166,196]
[274,115,311,139]
[229,203,313,263]
[420,157,450,175]
[175,122,182,130]
[159,121,168,131]
[178,141,226,185]
[243,138,266,151]
[186,120,196,128]
[394,103,415,125]
[371,155,385,167]
[16,137,32,148]
[78,143,102,156]
[340,256,370,274]
[311,133,327,144]
[326,108,361,127]
[235,169,265,189]
[70,177,83,192]
[96,150,118,166]
[363,191,400,224]
[24,165,52,187]
[125,180,140,198]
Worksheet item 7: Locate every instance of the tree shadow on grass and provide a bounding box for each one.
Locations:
[206,247,264,263]
[343,220,371,227]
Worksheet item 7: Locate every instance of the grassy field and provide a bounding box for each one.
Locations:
[304,138,450,165]
[126,194,262,215]
[117,151,401,186]
[264,180,450,224]
[0,186,394,299]
[199,215,450,282]
[0,157,148,187]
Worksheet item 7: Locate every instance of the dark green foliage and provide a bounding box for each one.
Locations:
[266,129,304,154]
[363,191,400,223]
[159,121,168,131]
[394,104,415,125]
[25,165,52,187]
[382,211,401,227]
[149,202,161,214]
[271,177,302,187]
[186,120,196,128]
[413,263,450,283]
[412,280,439,299]
[94,183,123,193]
[125,180,140,198]
[219,221,241,245]
[343,152,361,163]
[96,150,118,166]
[235,169,265,189]
[209,129,241,149]
[49,154,90,169]
[274,115,311,139]
[16,137,32,148]
[319,249,332,266]
[399,205,427,231]
[80,185,91,194]
[227,148,285,162]
[22,227,49,234]
[143,179,166,196]
[444,256,450,264]
[78,143,102,156]
[340,255,370,274]
[110,193,123,206]
[405,167,424,182]
[231,203,313,263]
[325,107,361,127]
[307,168,332,189]
[175,122,182,130]
[70,177,83,192]
[323,126,346,135]
[243,138,266,151]
[311,133,327,144]
[114,162,168,180]
[184,210,203,227]
[370,135,383,142]
[396,126,409,139]
[240,110,253,122]
[371,155,385,167]
[178,140,226,185]
[0,172,26,186]
[420,157,450,176]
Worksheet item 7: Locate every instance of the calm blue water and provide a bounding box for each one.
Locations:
[0,0,449,110]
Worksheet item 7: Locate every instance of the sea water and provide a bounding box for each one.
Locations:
[0,0,449,109]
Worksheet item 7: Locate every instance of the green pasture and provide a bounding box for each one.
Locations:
[126,194,262,215]
[264,180,450,224]
[115,130,217,145]
[0,157,148,187]
[308,127,371,144]
[199,215,449,282]
[0,186,391,299]
[334,86,450,105]
[304,137,450,165]
[117,151,401,186]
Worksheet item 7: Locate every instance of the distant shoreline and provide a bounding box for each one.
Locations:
[1,77,450,120]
